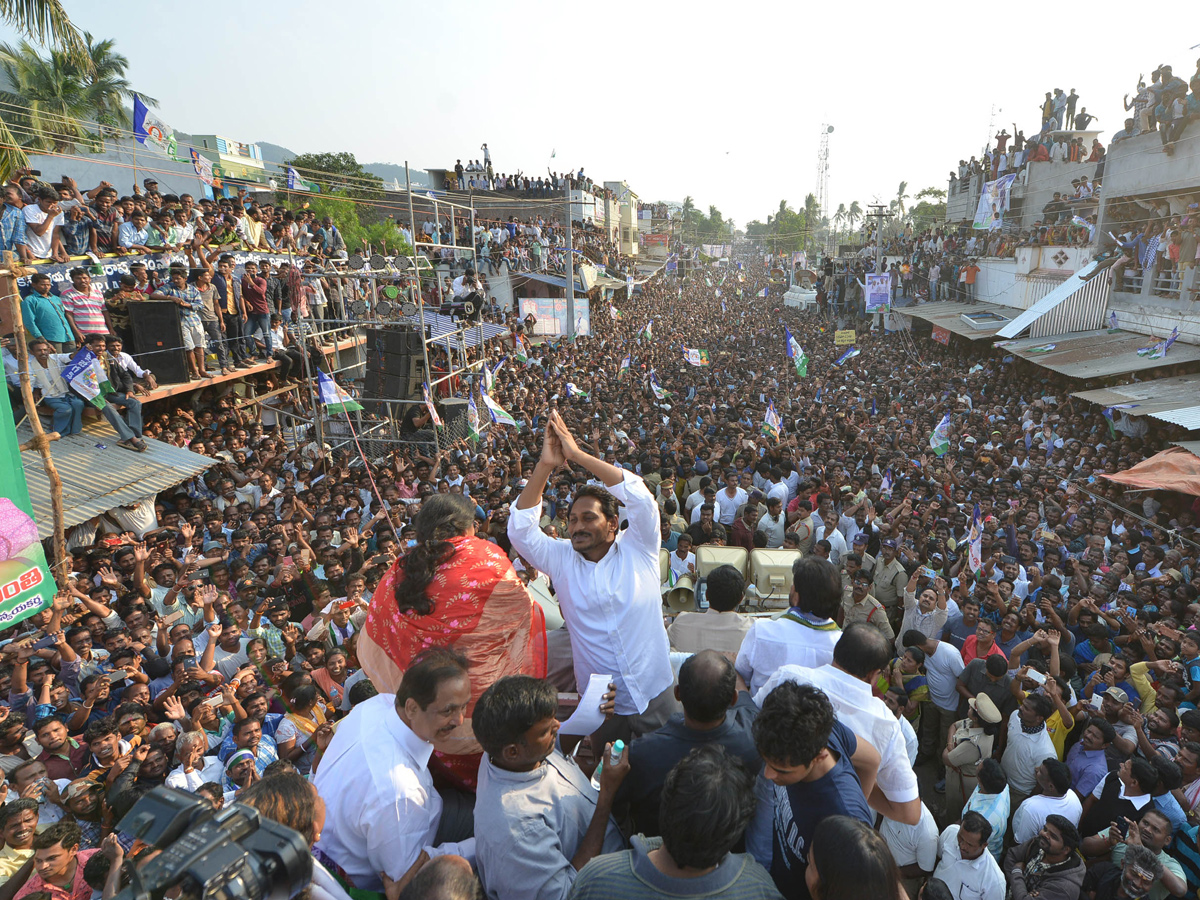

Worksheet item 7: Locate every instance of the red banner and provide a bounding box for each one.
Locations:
[932,326,951,345]
[640,233,669,247]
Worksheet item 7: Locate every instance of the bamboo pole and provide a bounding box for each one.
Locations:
[3,273,68,588]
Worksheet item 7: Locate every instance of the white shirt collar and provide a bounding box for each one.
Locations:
[385,709,434,769]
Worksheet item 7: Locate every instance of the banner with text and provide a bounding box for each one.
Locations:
[0,387,54,628]
[973,173,1018,231]
[865,274,891,311]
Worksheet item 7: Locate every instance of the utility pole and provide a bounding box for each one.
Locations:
[565,180,575,334]
[866,203,892,274]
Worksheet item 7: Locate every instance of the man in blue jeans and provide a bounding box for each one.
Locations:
[83,333,145,451]
[27,338,84,435]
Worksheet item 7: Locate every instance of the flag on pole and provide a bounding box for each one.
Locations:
[714,288,721,298]
[566,382,589,400]
[1108,311,1120,333]
[642,320,653,341]
[422,383,443,428]
[132,95,176,157]
[481,391,517,427]
[761,401,782,439]
[968,503,983,573]
[619,354,631,378]
[833,347,861,366]
[317,371,363,413]
[682,347,711,367]
[721,300,726,313]
[189,149,214,186]
[609,304,621,321]
[467,393,482,440]
[1102,406,1117,438]
[785,327,808,376]
[757,287,768,297]
[62,349,112,409]
[649,370,668,400]
[880,468,893,496]
[930,413,952,457]
[871,398,877,416]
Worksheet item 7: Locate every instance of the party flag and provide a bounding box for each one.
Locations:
[317,371,363,413]
[422,383,443,428]
[930,413,952,457]
[761,401,782,439]
[833,347,861,366]
[481,391,517,427]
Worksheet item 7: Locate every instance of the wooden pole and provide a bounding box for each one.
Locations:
[4,275,68,588]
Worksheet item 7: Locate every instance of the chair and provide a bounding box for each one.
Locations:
[746,549,801,610]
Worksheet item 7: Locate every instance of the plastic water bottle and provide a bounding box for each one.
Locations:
[590,739,624,791]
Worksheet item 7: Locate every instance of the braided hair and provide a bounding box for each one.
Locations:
[394,493,477,616]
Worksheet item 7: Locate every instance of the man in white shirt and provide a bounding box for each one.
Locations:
[716,469,747,527]
[509,412,675,743]
[901,631,965,767]
[934,814,1005,900]
[22,186,65,261]
[736,556,842,696]
[1010,758,1082,844]
[881,802,940,899]
[814,510,848,567]
[755,497,786,548]
[754,624,922,825]
[1000,693,1057,809]
[314,648,476,891]
[27,339,84,436]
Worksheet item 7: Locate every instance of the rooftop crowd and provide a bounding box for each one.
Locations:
[2,235,1200,900]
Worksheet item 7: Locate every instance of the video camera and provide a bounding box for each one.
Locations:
[112,786,311,900]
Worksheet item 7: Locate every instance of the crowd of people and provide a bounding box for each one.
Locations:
[3,238,1200,900]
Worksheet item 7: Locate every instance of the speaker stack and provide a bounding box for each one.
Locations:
[127,301,190,385]
[362,326,423,416]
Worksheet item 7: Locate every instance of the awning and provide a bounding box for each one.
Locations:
[906,301,1017,341]
[397,312,509,348]
[1101,447,1200,496]
[1072,373,1200,430]
[996,259,1109,339]
[995,329,1200,379]
[21,424,218,539]
[512,272,588,293]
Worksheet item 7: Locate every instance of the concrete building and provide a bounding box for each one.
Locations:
[604,180,639,256]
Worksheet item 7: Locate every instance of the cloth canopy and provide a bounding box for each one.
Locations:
[1101,447,1200,497]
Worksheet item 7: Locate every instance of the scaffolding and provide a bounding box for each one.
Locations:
[296,163,501,461]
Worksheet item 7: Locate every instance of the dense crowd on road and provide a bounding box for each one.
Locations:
[3,239,1200,900]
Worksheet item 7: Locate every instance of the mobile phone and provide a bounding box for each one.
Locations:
[1027,669,1046,685]
[1126,606,1138,617]
[161,610,185,626]
[183,658,198,670]
[202,695,224,708]
[30,635,57,651]
[1099,665,1112,677]
[282,556,294,568]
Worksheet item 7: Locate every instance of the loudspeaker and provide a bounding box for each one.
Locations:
[127,301,189,385]
[365,327,422,356]
[441,397,469,440]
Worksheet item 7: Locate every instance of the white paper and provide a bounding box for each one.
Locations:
[558,673,612,736]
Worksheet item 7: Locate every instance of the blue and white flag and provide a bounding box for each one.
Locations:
[880,468,893,495]
[757,287,768,297]
[968,503,983,572]
[1108,311,1120,332]
[1138,326,1180,359]
[833,347,861,366]
[930,413,952,457]
[871,398,877,416]
[133,95,176,158]
[481,391,517,427]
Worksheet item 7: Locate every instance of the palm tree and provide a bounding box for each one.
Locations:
[80,33,150,134]
[895,181,910,218]
[0,0,87,178]
[848,200,862,235]
[834,203,847,241]
[0,41,94,152]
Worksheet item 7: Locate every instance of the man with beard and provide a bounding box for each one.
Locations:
[1002,814,1085,900]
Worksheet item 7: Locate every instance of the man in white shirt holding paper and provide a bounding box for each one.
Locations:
[508,411,675,745]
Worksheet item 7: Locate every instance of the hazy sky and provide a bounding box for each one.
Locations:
[8,0,1195,227]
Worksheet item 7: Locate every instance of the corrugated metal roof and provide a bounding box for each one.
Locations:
[906,301,1016,340]
[1174,441,1200,460]
[1073,374,1200,430]
[996,259,1105,338]
[20,423,217,539]
[396,313,509,349]
[996,329,1200,379]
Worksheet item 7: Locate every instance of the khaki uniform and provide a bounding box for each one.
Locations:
[841,592,895,642]
[944,719,996,820]
[873,557,908,610]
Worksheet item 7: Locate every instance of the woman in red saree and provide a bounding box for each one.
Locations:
[358,493,547,790]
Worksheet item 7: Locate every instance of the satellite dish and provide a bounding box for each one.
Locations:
[826,125,835,133]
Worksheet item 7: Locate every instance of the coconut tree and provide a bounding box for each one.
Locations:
[0,41,94,151]
[834,203,847,241]
[848,200,862,235]
[896,181,910,218]
[0,0,87,178]
[80,33,150,135]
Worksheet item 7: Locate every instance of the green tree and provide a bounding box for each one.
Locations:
[299,192,413,260]
[909,187,947,230]
[285,151,383,200]
[0,0,87,179]
[895,181,910,217]
[81,34,147,134]
[848,200,862,235]
[0,40,92,152]
[834,203,847,241]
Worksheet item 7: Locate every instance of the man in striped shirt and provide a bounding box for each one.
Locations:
[59,268,110,344]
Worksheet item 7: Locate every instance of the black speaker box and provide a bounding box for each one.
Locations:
[365,326,422,356]
[127,301,189,385]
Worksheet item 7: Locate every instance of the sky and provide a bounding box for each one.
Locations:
[7,0,1195,229]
